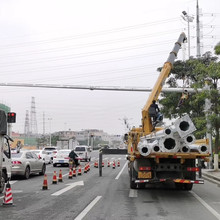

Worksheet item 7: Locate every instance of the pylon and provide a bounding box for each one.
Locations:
[117,160,120,167]
[94,160,98,168]
[58,169,63,182]
[107,160,110,167]
[102,161,104,167]
[52,171,58,184]
[3,182,13,206]
[112,160,116,169]
[87,163,90,172]
[78,166,82,175]
[68,169,73,179]
[72,167,77,177]
[42,174,48,190]
[84,164,87,173]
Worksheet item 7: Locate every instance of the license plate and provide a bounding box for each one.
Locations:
[59,160,64,163]
[138,171,152,179]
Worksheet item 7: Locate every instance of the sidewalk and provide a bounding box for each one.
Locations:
[202,169,220,183]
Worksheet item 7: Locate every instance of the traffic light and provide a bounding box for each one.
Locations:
[7,112,16,123]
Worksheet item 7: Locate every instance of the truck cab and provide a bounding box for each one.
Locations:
[0,136,12,193]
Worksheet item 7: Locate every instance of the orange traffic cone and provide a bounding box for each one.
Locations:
[87,163,90,172]
[94,160,98,168]
[72,167,77,177]
[107,160,110,167]
[113,160,116,169]
[3,182,13,206]
[68,169,73,179]
[42,174,48,190]
[84,164,87,173]
[52,171,58,184]
[58,169,63,182]
[117,160,120,167]
[78,166,82,175]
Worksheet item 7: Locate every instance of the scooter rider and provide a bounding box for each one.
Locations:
[69,149,79,167]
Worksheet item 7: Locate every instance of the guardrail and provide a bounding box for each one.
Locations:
[99,148,127,176]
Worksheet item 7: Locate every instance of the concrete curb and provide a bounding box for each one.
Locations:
[202,170,220,183]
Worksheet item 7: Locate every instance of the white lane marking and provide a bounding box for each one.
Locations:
[63,173,69,177]
[115,161,128,180]
[74,196,102,220]
[129,189,138,198]
[51,181,84,196]
[10,181,17,185]
[190,191,220,220]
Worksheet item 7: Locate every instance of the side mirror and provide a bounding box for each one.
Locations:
[0,110,7,135]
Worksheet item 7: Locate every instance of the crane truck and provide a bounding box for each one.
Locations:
[126,32,210,190]
[0,110,14,193]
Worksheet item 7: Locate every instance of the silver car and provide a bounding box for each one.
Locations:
[11,151,46,179]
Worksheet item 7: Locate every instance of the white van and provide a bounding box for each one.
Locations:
[74,145,91,162]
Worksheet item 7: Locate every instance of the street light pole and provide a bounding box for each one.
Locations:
[48,118,52,147]
[182,11,194,59]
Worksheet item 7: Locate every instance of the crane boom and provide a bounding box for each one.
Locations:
[142,32,187,134]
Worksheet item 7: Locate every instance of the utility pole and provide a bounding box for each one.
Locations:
[182,11,194,59]
[48,118,52,147]
[196,0,201,57]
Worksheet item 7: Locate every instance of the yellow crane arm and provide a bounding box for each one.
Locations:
[142,32,187,134]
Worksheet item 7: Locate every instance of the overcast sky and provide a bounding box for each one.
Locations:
[0,0,220,135]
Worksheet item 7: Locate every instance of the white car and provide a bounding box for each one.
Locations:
[31,150,52,164]
[43,146,60,161]
[53,149,71,167]
[74,146,91,162]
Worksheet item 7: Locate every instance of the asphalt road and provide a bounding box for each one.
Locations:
[1,151,220,220]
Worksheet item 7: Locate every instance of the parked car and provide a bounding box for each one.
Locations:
[30,150,52,164]
[53,149,71,167]
[11,151,46,179]
[74,146,91,162]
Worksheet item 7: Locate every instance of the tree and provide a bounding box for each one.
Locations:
[159,51,220,169]
[214,42,220,55]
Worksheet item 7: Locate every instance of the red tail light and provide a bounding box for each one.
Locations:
[38,155,41,159]
[187,167,200,172]
[139,166,151,171]
[12,161,22,165]
[64,157,70,159]
[53,156,56,158]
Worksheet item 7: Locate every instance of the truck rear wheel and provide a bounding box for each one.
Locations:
[130,179,137,189]
[184,183,193,191]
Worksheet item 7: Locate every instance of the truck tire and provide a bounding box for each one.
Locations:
[184,183,193,191]
[130,179,137,189]
[175,183,184,190]
[0,172,6,193]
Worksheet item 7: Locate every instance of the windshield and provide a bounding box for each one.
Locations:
[44,148,56,151]
[75,147,85,151]
[11,152,23,158]
[57,150,71,156]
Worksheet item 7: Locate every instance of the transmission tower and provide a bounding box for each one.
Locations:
[30,97,38,135]
[24,110,30,135]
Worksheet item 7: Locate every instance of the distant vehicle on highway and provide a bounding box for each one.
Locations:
[11,151,46,179]
[53,149,71,167]
[74,146,91,162]
[30,149,52,164]
[43,146,60,161]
